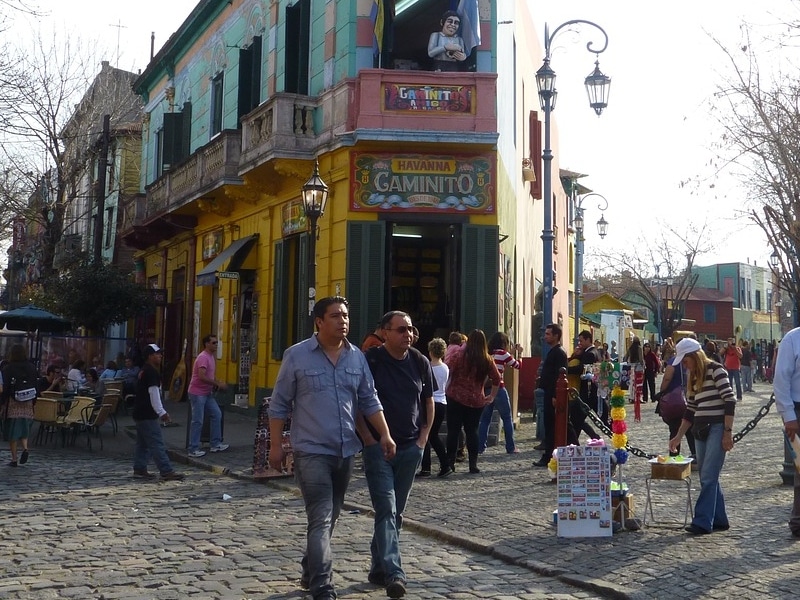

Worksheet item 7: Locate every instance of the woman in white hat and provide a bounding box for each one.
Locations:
[669,337,736,535]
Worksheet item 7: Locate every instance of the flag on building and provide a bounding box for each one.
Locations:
[371,0,385,54]
[457,0,481,52]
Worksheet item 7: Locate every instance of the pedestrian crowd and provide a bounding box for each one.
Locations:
[4,292,800,600]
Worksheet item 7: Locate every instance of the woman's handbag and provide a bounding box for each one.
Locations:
[657,387,686,422]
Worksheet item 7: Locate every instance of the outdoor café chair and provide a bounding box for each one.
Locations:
[33,397,60,446]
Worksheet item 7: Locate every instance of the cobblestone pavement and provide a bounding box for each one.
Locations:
[1,452,603,600]
[5,379,800,599]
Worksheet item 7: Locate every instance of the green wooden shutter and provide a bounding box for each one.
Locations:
[271,240,288,360]
[293,232,309,345]
[346,221,386,348]
[460,224,499,334]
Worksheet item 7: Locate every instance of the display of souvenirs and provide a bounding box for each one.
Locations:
[555,444,613,538]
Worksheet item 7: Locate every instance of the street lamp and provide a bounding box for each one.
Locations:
[572,192,609,346]
[301,159,329,336]
[536,20,611,354]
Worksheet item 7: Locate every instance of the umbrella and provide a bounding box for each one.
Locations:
[0,305,72,333]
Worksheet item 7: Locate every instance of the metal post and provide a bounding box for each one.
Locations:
[537,20,609,356]
[306,213,318,338]
[541,93,554,351]
[574,218,584,349]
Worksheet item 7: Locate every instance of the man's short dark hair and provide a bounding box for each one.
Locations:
[202,334,217,345]
[546,323,562,340]
[313,296,349,320]
[579,330,592,341]
[379,310,410,329]
[46,364,60,375]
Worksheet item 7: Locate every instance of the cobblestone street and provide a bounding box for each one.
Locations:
[2,379,799,599]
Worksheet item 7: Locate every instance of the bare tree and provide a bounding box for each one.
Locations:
[705,12,800,321]
[0,29,138,282]
[587,226,708,339]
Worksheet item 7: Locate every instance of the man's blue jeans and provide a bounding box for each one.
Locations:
[740,365,753,392]
[478,387,516,453]
[362,442,423,583]
[727,369,742,400]
[691,423,729,532]
[294,451,353,599]
[133,418,174,475]
[188,393,223,451]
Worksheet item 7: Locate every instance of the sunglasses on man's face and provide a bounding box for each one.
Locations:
[385,325,418,335]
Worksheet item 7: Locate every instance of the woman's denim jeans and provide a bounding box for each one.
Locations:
[692,422,729,531]
[478,387,516,452]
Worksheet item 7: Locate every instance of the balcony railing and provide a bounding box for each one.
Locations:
[145,129,242,219]
[240,93,319,171]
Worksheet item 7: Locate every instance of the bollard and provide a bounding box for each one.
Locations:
[555,367,569,448]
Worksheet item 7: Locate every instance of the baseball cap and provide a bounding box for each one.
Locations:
[672,338,702,365]
[144,343,163,356]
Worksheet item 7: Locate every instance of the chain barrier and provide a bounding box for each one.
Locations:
[568,388,776,459]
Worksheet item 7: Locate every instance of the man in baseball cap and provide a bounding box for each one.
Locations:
[132,343,185,481]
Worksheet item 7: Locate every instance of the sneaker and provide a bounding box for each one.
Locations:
[7,461,17,467]
[161,471,185,481]
[133,469,155,479]
[367,572,386,586]
[437,466,453,478]
[415,470,431,478]
[19,450,29,464]
[210,444,229,453]
[188,450,207,458]
[386,578,406,599]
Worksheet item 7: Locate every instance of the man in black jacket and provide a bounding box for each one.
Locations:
[534,323,568,467]
[566,330,601,442]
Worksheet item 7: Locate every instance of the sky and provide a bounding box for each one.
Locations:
[531,0,800,274]
[21,0,799,274]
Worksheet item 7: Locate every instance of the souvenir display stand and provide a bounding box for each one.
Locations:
[251,396,293,478]
[554,444,613,538]
[643,457,694,527]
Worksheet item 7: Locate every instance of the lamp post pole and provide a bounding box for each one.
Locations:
[537,20,610,355]
[572,192,609,347]
[301,159,329,338]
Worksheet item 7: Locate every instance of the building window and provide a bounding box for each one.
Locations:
[211,72,224,136]
[238,36,262,126]
[703,303,716,323]
[284,0,310,94]
[104,206,114,248]
[155,128,164,178]
[756,289,761,311]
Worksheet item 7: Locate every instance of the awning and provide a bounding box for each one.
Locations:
[196,234,258,286]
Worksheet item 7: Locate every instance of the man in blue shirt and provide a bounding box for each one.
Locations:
[773,328,800,537]
[269,296,396,600]
[359,311,434,599]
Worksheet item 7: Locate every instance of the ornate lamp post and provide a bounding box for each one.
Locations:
[301,159,329,336]
[536,20,611,354]
[572,192,609,347]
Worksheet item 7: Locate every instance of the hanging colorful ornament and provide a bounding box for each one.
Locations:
[609,385,629,464]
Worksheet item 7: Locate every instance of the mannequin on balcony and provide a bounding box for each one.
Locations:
[428,11,467,72]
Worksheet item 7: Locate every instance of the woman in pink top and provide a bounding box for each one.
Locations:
[444,329,501,474]
[478,332,521,454]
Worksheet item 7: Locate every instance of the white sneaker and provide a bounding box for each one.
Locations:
[210,444,229,453]
[188,450,206,458]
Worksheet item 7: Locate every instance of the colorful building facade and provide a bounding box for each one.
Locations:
[121,0,572,405]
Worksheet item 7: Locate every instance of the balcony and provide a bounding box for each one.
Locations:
[240,93,319,172]
[317,69,498,146]
[145,129,242,220]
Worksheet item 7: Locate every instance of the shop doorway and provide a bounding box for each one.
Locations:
[388,222,458,352]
